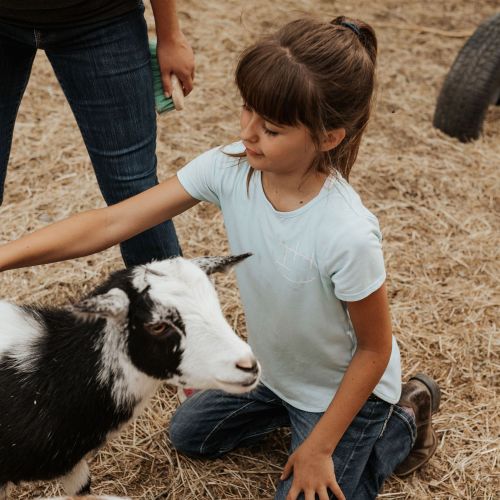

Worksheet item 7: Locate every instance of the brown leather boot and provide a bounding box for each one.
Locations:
[394,373,441,477]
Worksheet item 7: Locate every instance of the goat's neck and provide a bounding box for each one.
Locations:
[98,321,160,409]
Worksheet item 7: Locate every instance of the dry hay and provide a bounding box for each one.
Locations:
[39,496,130,500]
[0,0,498,498]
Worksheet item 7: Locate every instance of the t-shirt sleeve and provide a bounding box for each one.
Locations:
[328,216,386,302]
[176,146,224,207]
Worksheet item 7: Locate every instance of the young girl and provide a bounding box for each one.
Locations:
[0,16,440,500]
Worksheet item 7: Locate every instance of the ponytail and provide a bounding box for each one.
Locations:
[331,16,377,65]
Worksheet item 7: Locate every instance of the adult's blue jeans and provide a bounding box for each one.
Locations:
[169,384,416,500]
[0,5,181,267]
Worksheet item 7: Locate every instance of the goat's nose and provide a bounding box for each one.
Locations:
[236,355,258,373]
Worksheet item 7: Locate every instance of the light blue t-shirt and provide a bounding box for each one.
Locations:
[177,142,401,411]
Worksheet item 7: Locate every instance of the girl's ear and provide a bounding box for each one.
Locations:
[320,128,346,152]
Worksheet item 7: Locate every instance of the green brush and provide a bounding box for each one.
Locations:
[149,39,185,114]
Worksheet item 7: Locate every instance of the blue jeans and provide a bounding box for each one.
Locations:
[0,5,181,267]
[170,384,416,500]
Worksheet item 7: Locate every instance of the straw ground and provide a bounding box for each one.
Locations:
[0,0,498,498]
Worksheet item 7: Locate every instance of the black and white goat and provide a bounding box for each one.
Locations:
[0,254,259,499]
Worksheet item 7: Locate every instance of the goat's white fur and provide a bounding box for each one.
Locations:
[0,484,10,500]
[0,301,42,370]
[95,300,159,409]
[137,259,256,392]
[59,460,90,495]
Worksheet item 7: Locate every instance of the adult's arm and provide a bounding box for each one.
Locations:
[150,0,195,96]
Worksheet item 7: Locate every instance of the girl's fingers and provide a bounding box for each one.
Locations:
[304,490,316,500]
[286,486,299,500]
[329,480,346,500]
[317,487,331,500]
[280,459,293,480]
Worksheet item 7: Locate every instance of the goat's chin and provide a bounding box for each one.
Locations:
[212,376,260,394]
[175,374,260,394]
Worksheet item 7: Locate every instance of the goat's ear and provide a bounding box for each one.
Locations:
[191,253,252,275]
[71,288,130,320]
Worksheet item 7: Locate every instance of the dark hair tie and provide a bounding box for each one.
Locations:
[340,21,361,36]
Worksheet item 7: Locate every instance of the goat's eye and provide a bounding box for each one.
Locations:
[145,323,169,336]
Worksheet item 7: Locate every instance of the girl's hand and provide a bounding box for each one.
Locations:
[281,438,346,500]
[157,31,195,97]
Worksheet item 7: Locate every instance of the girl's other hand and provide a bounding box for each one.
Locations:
[281,438,346,500]
[157,31,195,97]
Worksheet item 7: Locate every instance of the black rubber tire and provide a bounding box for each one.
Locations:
[433,13,500,142]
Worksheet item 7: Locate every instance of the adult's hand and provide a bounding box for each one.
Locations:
[157,30,195,98]
[150,0,194,97]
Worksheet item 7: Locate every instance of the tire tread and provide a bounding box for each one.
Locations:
[433,13,500,141]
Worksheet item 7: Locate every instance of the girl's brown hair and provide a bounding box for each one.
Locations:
[235,16,377,180]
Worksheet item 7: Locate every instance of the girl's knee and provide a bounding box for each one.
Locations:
[169,410,206,458]
[169,405,224,459]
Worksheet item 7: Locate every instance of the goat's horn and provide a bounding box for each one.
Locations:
[191,253,252,275]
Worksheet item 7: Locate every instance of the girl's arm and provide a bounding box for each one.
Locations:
[282,283,393,499]
[0,176,198,271]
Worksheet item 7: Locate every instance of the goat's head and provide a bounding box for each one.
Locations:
[72,254,260,393]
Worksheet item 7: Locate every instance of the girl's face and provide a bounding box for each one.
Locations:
[239,104,319,176]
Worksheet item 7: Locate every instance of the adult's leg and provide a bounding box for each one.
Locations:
[169,384,289,458]
[0,23,36,204]
[275,396,395,500]
[43,8,180,266]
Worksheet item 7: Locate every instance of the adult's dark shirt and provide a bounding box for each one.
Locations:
[0,0,139,28]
